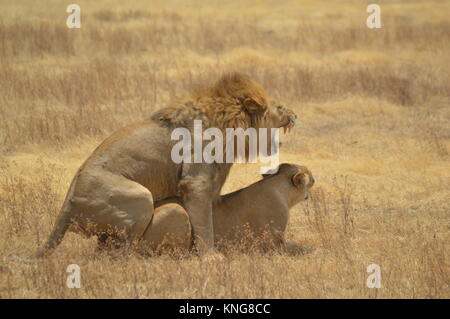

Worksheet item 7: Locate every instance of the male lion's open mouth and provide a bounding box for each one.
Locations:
[273,104,297,134]
[280,119,296,134]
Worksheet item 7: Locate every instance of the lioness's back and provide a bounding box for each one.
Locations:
[213,175,290,242]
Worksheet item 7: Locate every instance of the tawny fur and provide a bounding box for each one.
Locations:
[145,164,315,255]
[33,73,297,257]
[152,73,270,130]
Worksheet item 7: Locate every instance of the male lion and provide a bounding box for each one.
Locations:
[34,73,297,257]
[143,163,315,255]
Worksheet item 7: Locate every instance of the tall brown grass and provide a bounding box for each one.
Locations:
[0,0,448,298]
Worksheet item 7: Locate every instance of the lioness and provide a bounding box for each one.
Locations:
[143,164,314,255]
[33,73,297,257]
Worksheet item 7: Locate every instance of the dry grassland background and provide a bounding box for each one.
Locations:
[0,0,449,298]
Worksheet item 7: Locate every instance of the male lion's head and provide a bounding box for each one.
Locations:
[153,73,295,129]
[152,73,297,161]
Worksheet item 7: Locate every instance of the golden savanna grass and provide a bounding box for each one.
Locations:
[0,0,449,298]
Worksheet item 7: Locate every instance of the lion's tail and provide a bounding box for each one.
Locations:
[31,174,78,258]
[32,204,74,258]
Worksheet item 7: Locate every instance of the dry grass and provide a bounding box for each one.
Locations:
[0,0,449,298]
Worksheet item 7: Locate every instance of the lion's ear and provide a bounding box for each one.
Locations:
[243,97,266,114]
[291,172,306,187]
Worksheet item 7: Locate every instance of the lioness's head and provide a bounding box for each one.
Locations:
[262,163,314,206]
[290,165,314,202]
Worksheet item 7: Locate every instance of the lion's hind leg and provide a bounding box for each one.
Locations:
[142,203,192,254]
[77,173,155,249]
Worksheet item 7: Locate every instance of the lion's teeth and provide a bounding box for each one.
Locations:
[283,126,287,134]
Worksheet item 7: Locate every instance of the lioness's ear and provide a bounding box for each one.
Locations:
[291,172,306,187]
[243,98,266,114]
